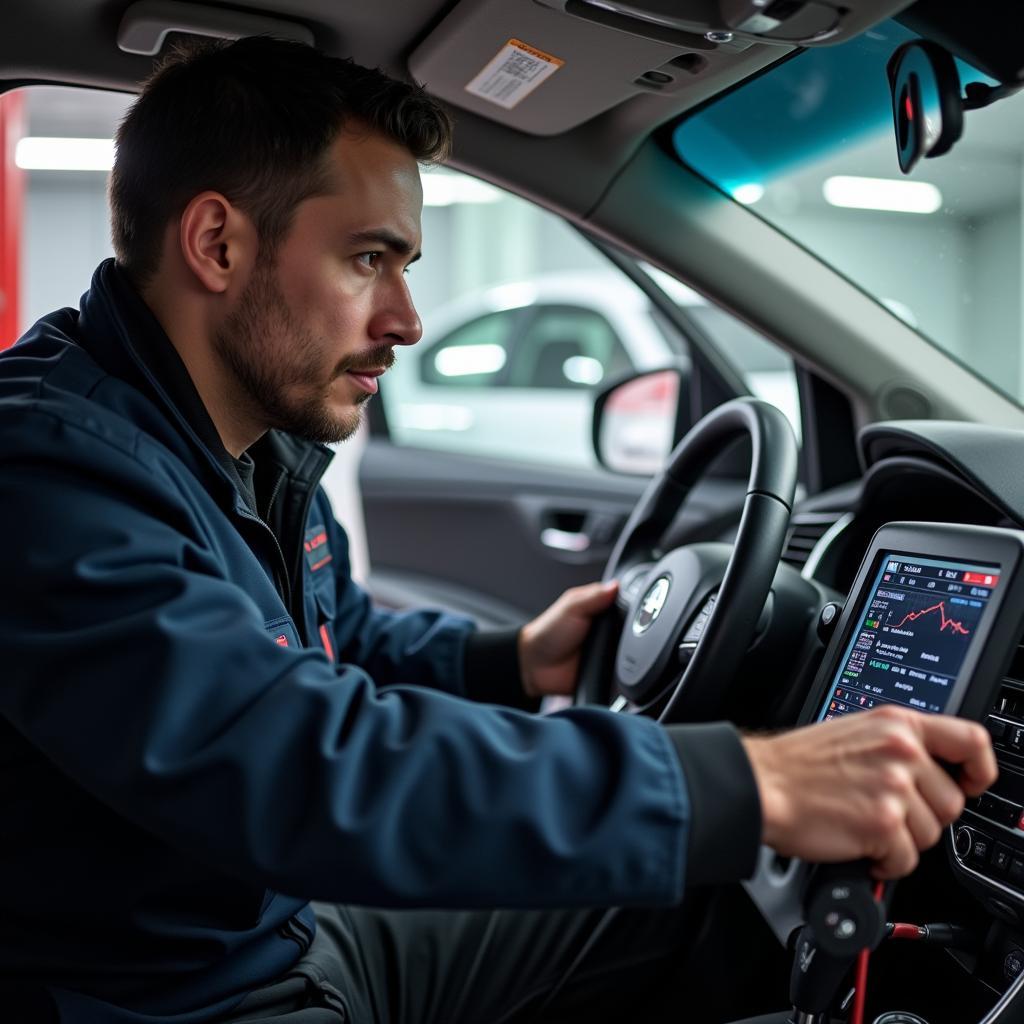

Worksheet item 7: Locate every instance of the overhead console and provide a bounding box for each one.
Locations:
[799,522,1024,913]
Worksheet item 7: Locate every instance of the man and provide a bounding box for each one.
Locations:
[0,36,995,1024]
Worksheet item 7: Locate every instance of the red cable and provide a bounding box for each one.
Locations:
[850,946,870,1024]
[850,882,886,1024]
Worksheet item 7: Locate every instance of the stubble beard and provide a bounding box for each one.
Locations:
[214,262,389,446]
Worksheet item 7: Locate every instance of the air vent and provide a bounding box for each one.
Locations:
[995,683,1024,721]
[782,511,846,569]
[993,646,1024,721]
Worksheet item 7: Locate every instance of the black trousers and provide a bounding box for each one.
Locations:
[223,901,695,1024]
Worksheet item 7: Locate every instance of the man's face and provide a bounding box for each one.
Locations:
[214,129,424,445]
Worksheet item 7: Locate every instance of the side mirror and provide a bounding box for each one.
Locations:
[591,368,687,475]
[887,40,963,174]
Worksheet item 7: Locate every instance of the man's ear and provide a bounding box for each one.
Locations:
[178,191,256,295]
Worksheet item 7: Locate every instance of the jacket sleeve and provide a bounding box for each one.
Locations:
[0,433,698,909]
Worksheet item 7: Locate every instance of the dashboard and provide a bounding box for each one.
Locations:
[800,523,1024,918]
[744,422,1024,1023]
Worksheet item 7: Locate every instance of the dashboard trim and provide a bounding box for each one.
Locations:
[981,950,1024,1023]
[801,511,855,580]
[949,823,1024,909]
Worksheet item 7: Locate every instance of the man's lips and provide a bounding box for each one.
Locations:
[345,367,386,395]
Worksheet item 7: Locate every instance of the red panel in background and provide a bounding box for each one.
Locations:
[0,91,24,350]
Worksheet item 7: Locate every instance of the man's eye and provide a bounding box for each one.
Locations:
[357,252,381,268]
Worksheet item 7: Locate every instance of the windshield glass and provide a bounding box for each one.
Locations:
[672,20,1023,405]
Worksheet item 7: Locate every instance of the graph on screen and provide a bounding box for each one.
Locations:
[890,600,971,637]
[820,553,998,722]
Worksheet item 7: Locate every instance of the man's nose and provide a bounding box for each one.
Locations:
[373,278,422,347]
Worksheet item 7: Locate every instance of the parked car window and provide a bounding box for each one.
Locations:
[419,310,520,387]
[507,305,632,390]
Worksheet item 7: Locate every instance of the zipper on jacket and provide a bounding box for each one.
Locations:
[237,508,292,613]
[260,470,292,605]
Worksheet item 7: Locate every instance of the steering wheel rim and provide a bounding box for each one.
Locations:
[578,397,798,722]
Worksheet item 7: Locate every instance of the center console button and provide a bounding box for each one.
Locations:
[1009,725,1024,753]
[971,836,991,865]
[1009,857,1024,883]
[987,717,1008,742]
[993,843,1012,874]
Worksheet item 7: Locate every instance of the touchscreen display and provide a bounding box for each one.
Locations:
[818,552,1001,722]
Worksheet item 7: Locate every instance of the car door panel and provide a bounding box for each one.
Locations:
[359,439,748,624]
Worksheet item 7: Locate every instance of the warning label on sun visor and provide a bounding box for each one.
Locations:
[465,38,564,110]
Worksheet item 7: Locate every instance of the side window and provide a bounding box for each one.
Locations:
[382,176,801,470]
[385,185,693,469]
[641,264,801,441]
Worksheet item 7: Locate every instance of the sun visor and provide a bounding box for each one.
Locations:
[408,0,913,135]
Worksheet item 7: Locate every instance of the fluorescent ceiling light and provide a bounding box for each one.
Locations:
[731,183,764,205]
[12,141,504,210]
[16,137,115,171]
[422,171,501,206]
[823,176,942,214]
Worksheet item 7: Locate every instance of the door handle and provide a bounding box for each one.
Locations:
[540,527,591,553]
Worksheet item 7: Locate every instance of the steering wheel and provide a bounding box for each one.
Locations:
[578,397,798,722]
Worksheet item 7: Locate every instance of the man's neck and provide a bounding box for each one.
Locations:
[173,344,265,458]
[141,289,265,458]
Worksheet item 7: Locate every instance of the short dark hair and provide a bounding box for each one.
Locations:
[109,36,453,286]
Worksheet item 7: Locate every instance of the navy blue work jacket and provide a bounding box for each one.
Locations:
[0,261,759,1022]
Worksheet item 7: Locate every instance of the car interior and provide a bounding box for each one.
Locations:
[4,1,1024,1022]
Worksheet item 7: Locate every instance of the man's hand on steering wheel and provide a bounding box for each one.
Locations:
[742,706,998,880]
[519,581,620,699]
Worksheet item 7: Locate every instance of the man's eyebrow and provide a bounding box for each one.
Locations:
[348,229,421,264]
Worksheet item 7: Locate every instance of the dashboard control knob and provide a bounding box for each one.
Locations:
[1004,948,1024,983]
[954,826,973,859]
[817,602,842,644]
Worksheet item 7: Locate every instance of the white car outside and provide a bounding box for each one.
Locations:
[383,270,799,468]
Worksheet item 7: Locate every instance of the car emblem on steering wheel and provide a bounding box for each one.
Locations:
[632,576,671,636]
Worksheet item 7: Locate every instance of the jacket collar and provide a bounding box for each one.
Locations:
[76,259,332,515]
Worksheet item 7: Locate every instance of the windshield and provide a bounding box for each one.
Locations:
[672,20,1023,406]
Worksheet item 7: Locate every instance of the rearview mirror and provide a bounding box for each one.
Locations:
[887,40,963,174]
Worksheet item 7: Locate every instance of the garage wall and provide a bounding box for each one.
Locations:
[23,175,112,323]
